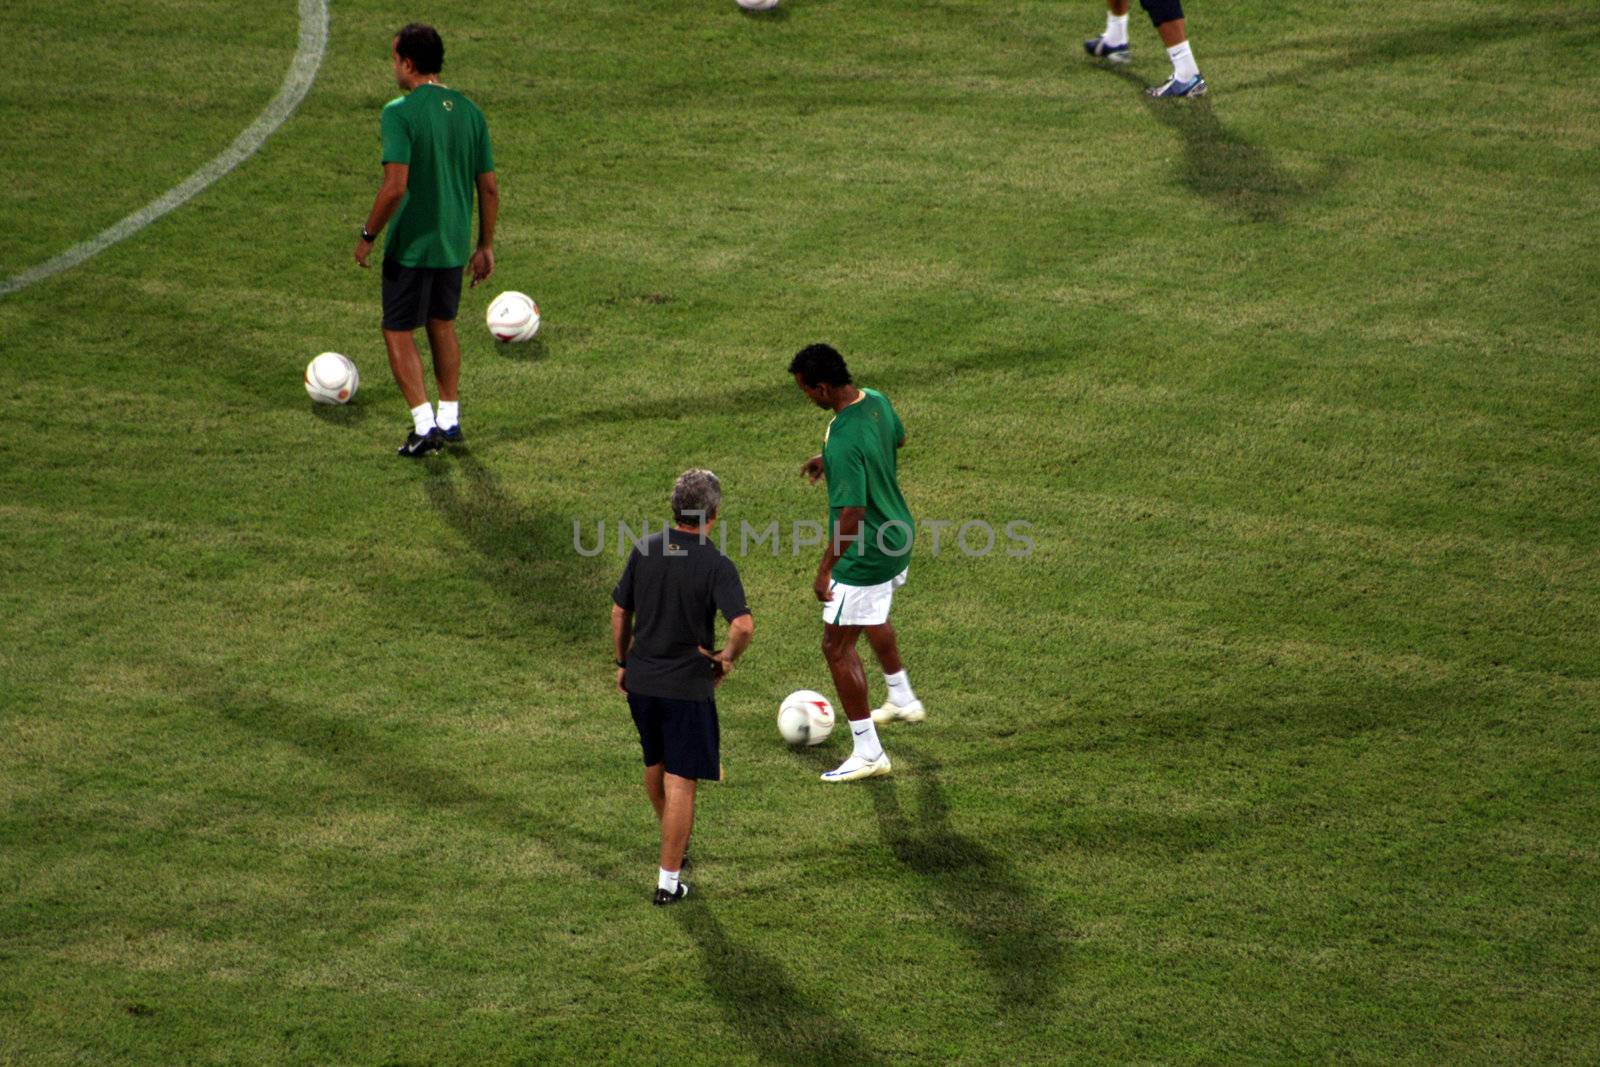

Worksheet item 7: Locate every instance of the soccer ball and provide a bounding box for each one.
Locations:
[304,352,358,404]
[737,0,781,9]
[486,291,540,343]
[777,690,835,747]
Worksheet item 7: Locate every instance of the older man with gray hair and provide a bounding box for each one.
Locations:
[611,469,754,906]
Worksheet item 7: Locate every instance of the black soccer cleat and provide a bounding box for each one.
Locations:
[439,424,464,444]
[652,883,690,907]
[397,427,446,458]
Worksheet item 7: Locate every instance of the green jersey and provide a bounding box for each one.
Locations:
[379,84,494,268]
[824,388,914,586]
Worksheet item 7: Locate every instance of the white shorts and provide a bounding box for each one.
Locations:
[823,569,908,627]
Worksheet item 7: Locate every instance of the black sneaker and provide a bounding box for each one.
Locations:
[680,852,693,872]
[439,425,463,444]
[652,883,689,907]
[397,427,446,458]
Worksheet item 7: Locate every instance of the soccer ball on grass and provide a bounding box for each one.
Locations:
[486,291,540,343]
[778,690,835,747]
[304,352,359,404]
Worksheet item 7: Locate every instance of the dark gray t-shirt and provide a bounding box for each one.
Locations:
[613,529,750,701]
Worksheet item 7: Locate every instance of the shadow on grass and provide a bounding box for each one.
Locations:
[422,449,605,642]
[868,748,1065,1019]
[211,684,886,1062]
[497,341,1075,444]
[492,335,548,363]
[1228,14,1593,94]
[1112,67,1342,223]
[310,400,370,426]
[674,904,886,1067]
[208,686,629,882]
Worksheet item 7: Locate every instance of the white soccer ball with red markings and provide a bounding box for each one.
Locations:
[304,352,359,404]
[486,291,540,343]
[778,690,835,747]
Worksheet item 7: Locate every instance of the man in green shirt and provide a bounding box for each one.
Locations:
[353,23,498,458]
[790,343,926,784]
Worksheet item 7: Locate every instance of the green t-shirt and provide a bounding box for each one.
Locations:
[379,84,494,268]
[825,388,914,586]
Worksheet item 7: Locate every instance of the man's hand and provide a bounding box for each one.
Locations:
[354,237,375,268]
[698,645,735,686]
[800,454,824,484]
[814,569,835,604]
[616,667,627,696]
[469,245,494,287]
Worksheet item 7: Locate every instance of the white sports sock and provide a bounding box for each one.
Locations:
[658,867,679,893]
[884,669,916,708]
[410,402,437,436]
[1167,40,1199,81]
[850,718,884,761]
[436,400,459,431]
[1104,12,1129,47]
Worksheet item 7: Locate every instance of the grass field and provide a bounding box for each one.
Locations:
[3,0,1599,1062]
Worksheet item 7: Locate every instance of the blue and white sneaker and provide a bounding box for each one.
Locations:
[1146,73,1207,98]
[1083,36,1131,64]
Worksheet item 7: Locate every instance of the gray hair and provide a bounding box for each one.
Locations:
[671,469,722,526]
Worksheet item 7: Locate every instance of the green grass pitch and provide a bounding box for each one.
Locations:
[2,0,1598,1062]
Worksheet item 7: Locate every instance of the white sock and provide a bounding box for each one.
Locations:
[658,867,679,893]
[1104,12,1129,47]
[850,718,884,761]
[410,402,437,436]
[1167,40,1199,81]
[436,400,459,431]
[884,669,916,708]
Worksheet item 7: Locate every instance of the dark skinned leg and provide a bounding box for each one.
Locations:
[423,318,461,403]
[383,328,429,409]
[863,621,904,676]
[822,623,870,722]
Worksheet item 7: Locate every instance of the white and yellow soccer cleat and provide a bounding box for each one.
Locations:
[870,699,926,725]
[821,753,893,783]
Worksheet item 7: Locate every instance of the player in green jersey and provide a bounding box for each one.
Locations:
[354,24,498,458]
[790,344,926,784]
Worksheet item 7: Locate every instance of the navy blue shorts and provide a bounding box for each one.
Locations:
[628,693,720,780]
[381,260,463,331]
[1140,0,1183,25]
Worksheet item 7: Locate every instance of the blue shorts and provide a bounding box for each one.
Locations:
[1141,0,1183,25]
[628,693,720,780]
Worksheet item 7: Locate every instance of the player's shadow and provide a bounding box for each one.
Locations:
[869,750,1065,1019]
[208,683,882,1063]
[309,401,370,426]
[1113,68,1341,223]
[674,905,886,1067]
[205,684,629,882]
[422,449,606,642]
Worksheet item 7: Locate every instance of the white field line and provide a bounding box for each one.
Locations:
[1,0,329,297]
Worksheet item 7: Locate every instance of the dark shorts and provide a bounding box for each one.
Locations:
[381,260,464,331]
[1140,0,1183,25]
[628,693,720,781]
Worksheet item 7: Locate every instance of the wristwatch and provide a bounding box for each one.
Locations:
[360,227,376,242]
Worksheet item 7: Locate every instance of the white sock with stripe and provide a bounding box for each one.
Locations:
[884,669,916,707]
[850,718,884,761]
[1167,41,1199,81]
[1104,12,1129,46]
[437,400,459,431]
[658,867,679,893]
[410,402,437,436]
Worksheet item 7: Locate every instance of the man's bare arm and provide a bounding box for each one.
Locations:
[354,163,409,267]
